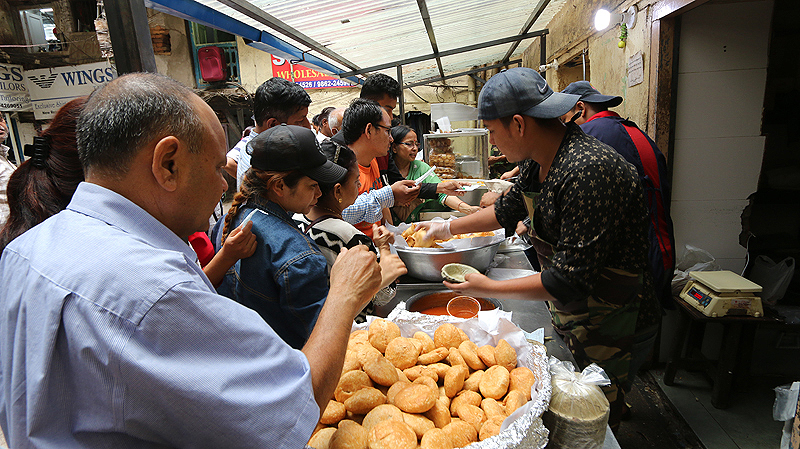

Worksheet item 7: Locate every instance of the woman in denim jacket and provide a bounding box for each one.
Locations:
[215,125,349,349]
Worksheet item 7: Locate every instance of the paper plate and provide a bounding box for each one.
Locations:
[441,263,480,283]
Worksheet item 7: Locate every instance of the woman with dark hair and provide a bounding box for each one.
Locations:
[214,124,355,348]
[389,125,479,222]
[0,97,254,288]
[295,143,407,323]
[0,97,87,251]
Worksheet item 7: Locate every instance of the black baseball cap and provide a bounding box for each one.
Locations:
[562,81,623,108]
[478,67,579,120]
[249,124,348,183]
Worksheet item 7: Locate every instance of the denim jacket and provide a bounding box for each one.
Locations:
[212,197,329,349]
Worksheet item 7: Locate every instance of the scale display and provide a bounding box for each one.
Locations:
[679,271,763,318]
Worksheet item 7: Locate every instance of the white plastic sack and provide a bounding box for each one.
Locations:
[749,256,795,305]
[672,245,721,296]
[775,382,800,449]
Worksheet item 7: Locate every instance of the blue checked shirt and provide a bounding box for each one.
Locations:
[341,185,394,225]
[0,183,319,449]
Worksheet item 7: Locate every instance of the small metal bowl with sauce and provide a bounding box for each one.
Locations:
[406,289,503,316]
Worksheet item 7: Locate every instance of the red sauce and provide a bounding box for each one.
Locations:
[420,306,450,316]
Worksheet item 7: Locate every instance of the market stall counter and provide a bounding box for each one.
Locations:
[375,249,622,449]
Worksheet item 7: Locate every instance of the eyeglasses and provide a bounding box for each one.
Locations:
[399,141,419,148]
[373,123,391,135]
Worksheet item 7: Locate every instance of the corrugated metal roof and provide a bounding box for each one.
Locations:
[168,0,566,84]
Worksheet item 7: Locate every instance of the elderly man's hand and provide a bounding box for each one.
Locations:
[480,191,502,208]
[329,246,382,318]
[391,180,421,206]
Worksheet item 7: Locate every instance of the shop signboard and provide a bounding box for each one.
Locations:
[271,56,350,90]
[0,63,32,112]
[25,62,117,120]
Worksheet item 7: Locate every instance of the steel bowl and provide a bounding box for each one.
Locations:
[405,289,503,314]
[395,240,501,282]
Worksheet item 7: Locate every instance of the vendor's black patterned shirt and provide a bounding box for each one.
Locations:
[496,124,658,326]
[494,159,540,231]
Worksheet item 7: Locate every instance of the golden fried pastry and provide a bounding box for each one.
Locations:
[362,403,404,432]
[442,420,478,448]
[509,366,536,401]
[342,350,361,374]
[476,345,497,367]
[344,387,386,415]
[385,337,421,370]
[330,420,369,449]
[455,327,469,344]
[349,329,369,343]
[362,351,399,387]
[354,343,382,367]
[387,380,411,405]
[335,370,373,403]
[494,339,517,371]
[395,368,409,383]
[480,398,506,419]
[456,403,486,433]
[437,388,451,408]
[458,340,486,371]
[420,428,454,449]
[480,365,510,400]
[402,412,435,439]
[413,375,439,394]
[418,347,449,365]
[423,398,452,429]
[367,420,417,449]
[444,364,469,398]
[368,319,401,354]
[403,365,438,382]
[446,347,467,368]
[429,362,451,379]
[308,426,337,449]
[479,417,505,441]
[449,390,482,416]
[414,331,435,353]
[463,370,483,392]
[393,383,437,414]
[434,323,463,349]
[408,338,423,354]
[503,390,526,415]
[321,400,347,425]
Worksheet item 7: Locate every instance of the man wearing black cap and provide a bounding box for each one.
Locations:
[419,68,659,431]
[561,81,675,313]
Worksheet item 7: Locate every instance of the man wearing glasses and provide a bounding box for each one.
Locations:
[329,98,415,239]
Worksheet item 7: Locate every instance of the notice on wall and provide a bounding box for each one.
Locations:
[271,56,351,89]
[25,62,117,120]
[0,63,32,112]
[628,51,644,88]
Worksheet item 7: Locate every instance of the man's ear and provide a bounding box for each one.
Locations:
[265,117,281,128]
[151,136,181,192]
[272,178,287,197]
[512,114,526,136]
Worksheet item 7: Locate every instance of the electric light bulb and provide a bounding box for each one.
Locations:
[594,9,611,31]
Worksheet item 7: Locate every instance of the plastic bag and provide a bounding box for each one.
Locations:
[774,382,800,449]
[749,256,795,305]
[542,358,611,449]
[672,245,721,296]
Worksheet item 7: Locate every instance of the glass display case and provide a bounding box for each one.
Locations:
[422,130,489,180]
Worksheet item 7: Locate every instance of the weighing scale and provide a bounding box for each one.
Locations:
[679,270,763,317]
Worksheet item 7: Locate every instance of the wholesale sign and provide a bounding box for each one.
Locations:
[271,56,350,89]
[25,62,117,120]
[0,63,32,111]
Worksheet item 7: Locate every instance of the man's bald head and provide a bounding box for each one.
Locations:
[77,72,205,178]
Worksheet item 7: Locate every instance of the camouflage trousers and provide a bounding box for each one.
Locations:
[549,268,643,431]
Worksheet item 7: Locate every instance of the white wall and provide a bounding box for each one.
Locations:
[670,0,773,273]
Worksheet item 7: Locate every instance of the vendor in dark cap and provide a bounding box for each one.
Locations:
[561,81,675,314]
[418,68,659,431]
[214,124,350,349]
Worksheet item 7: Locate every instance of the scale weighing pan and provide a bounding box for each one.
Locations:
[680,270,764,317]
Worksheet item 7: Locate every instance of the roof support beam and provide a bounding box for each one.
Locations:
[106,0,157,74]
[415,0,445,79]
[215,0,361,72]
[339,29,547,78]
[501,0,551,63]
[404,59,521,88]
